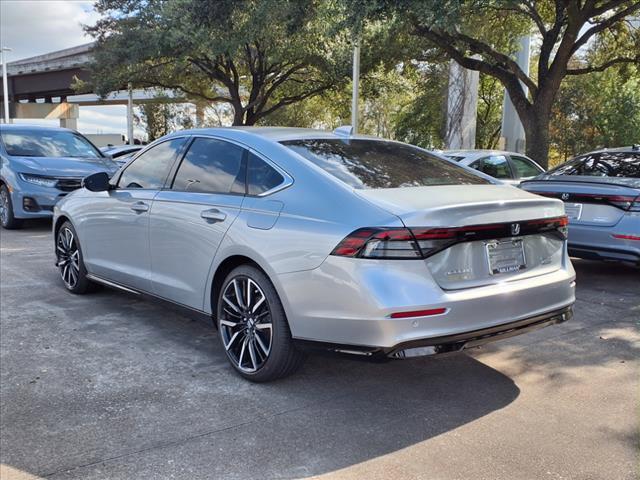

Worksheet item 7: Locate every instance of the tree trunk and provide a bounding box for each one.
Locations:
[524,115,551,169]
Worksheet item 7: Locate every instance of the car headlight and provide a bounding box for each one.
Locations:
[18,173,58,188]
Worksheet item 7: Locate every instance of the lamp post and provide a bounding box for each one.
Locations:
[1,46,11,124]
[351,39,360,135]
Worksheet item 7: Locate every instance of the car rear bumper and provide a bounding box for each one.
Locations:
[277,255,576,349]
[568,219,640,264]
[295,305,573,358]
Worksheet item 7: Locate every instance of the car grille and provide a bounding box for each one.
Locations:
[55,178,83,192]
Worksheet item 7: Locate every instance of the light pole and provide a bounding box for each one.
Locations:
[1,46,11,124]
[351,39,360,135]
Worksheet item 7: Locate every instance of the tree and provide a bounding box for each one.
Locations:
[135,101,194,142]
[550,63,640,162]
[346,0,640,167]
[87,0,351,125]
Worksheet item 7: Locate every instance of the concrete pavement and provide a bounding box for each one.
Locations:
[1,220,638,479]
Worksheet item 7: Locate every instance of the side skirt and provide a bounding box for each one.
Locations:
[86,273,214,326]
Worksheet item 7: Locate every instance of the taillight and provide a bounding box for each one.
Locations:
[331,228,424,259]
[536,191,639,211]
[608,195,639,211]
[331,216,569,259]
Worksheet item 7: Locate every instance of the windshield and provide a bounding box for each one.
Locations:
[1,129,103,158]
[548,151,640,178]
[282,139,489,189]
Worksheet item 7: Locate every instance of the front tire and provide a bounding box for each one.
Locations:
[0,184,23,230]
[216,265,305,382]
[56,221,96,294]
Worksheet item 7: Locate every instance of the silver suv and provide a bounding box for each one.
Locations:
[0,124,119,229]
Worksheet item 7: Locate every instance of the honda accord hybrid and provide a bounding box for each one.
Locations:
[53,127,576,381]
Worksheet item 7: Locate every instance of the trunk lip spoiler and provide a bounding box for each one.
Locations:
[521,177,640,190]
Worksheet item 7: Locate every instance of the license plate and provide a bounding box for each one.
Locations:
[564,203,583,221]
[486,239,526,275]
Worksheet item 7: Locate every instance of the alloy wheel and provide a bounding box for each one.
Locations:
[219,276,273,373]
[57,227,80,289]
[0,189,8,226]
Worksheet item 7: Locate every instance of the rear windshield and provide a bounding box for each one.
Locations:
[1,128,102,158]
[282,139,489,189]
[548,152,640,178]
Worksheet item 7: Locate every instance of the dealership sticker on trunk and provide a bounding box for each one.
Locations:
[564,203,583,221]
[486,239,527,275]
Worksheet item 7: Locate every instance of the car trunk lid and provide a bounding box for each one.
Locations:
[355,185,567,290]
[520,177,639,227]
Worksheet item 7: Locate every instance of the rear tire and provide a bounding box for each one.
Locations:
[56,221,97,294]
[216,265,305,382]
[0,184,23,230]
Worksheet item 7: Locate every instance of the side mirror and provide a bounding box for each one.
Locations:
[83,172,111,192]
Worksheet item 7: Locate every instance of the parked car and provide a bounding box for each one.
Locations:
[53,127,575,381]
[101,145,143,166]
[445,150,545,185]
[521,146,640,265]
[0,125,120,229]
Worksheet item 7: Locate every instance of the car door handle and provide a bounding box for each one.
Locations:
[130,201,149,213]
[200,208,226,222]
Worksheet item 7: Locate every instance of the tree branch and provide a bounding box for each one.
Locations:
[571,2,640,54]
[566,55,640,74]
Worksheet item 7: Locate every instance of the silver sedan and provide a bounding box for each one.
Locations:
[445,149,545,185]
[53,127,576,381]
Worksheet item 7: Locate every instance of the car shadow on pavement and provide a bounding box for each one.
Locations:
[1,277,520,478]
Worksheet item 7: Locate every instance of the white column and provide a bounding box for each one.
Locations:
[1,47,11,124]
[500,35,530,153]
[127,83,134,144]
[351,40,360,134]
[445,59,480,149]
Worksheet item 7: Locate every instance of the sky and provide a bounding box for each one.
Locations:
[0,0,141,137]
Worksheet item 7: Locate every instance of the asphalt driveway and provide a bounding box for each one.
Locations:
[1,220,638,479]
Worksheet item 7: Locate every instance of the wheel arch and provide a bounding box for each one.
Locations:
[209,255,269,326]
[53,214,72,239]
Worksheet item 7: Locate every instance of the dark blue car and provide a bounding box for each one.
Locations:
[0,125,119,229]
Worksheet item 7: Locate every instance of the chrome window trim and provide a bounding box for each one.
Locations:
[177,133,294,197]
[247,148,294,197]
[112,135,191,191]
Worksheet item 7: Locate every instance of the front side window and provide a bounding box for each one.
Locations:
[118,138,186,189]
[549,152,640,178]
[282,139,488,189]
[1,128,102,158]
[510,156,542,178]
[247,153,285,195]
[473,155,512,179]
[172,137,245,194]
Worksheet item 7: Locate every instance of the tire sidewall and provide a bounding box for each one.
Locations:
[0,184,21,229]
[216,265,298,382]
[57,221,92,294]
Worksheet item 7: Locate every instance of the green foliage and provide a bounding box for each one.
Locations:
[475,74,503,149]
[86,0,353,125]
[550,65,640,163]
[135,101,194,142]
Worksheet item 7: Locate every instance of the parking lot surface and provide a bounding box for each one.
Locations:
[1,220,638,480]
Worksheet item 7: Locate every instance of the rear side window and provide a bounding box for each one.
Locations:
[282,139,488,189]
[510,156,542,178]
[118,138,186,189]
[472,155,512,179]
[247,153,285,195]
[172,138,245,194]
[549,152,640,178]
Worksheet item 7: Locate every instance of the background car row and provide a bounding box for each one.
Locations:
[1,124,638,266]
